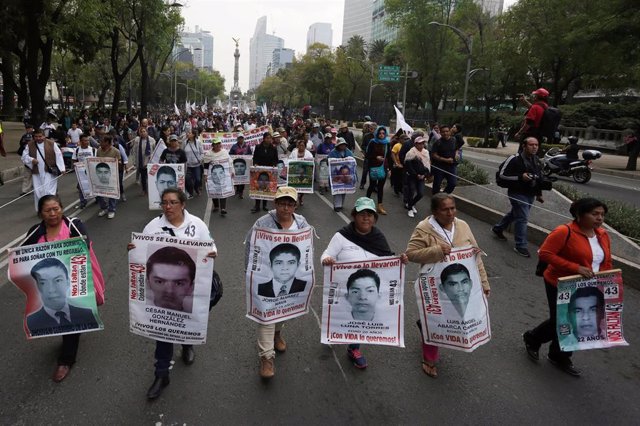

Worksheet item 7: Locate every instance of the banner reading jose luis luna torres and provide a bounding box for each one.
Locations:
[321,257,405,347]
[415,246,491,352]
[128,233,214,344]
[246,227,314,325]
[8,237,103,339]
[556,269,628,352]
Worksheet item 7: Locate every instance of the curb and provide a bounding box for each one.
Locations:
[0,165,24,182]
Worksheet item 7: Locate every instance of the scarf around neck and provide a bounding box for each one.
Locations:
[338,222,393,257]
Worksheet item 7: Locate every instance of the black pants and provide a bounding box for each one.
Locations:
[235,184,245,195]
[154,342,192,378]
[367,176,386,204]
[213,198,227,209]
[390,167,403,194]
[254,199,267,210]
[407,177,425,209]
[360,159,369,187]
[528,281,573,361]
[58,333,80,366]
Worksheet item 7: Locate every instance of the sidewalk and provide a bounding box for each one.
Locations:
[0,121,29,182]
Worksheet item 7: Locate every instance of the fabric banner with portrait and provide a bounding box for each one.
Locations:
[201,125,271,150]
[277,159,288,187]
[128,233,214,344]
[329,158,357,195]
[249,166,278,200]
[74,162,93,199]
[205,158,234,198]
[230,155,252,185]
[86,157,120,199]
[147,163,186,210]
[287,160,315,194]
[415,246,491,352]
[315,155,329,187]
[556,269,628,352]
[321,257,405,347]
[8,237,103,339]
[245,227,314,325]
[150,139,167,164]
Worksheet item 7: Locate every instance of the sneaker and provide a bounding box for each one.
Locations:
[259,357,275,379]
[492,227,507,241]
[75,203,86,210]
[187,193,193,200]
[98,209,108,217]
[408,210,415,218]
[347,348,368,369]
[411,206,417,214]
[107,212,115,219]
[522,332,539,361]
[220,209,227,216]
[514,247,531,257]
[547,355,581,377]
[121,194,127,202]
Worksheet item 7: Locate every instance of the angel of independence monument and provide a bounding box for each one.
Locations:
[229,38,242,106]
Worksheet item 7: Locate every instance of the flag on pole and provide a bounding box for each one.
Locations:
[262,103,268,116]
[394,105,413,135]
[191,102,197,113]
[185,100,191,115]
[174,103,180,116]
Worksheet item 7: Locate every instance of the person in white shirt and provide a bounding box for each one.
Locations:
[67,122,83,146]
[72,134,97,208]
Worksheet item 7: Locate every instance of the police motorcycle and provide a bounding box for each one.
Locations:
[542,136,601,184]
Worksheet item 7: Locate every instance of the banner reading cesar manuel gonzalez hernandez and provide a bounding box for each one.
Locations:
[8,237,103,339]
[128,233,214,344]
[557,269,628,352]
[415,246,491,352]
[321,257,405,347]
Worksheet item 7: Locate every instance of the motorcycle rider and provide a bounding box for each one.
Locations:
[554,136,580,170]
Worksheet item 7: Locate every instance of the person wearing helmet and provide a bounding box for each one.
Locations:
[514,88,550,145]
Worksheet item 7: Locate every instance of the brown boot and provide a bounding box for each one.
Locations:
[377,203,387,215]
[274,331,287,352]
[259,356,275,379]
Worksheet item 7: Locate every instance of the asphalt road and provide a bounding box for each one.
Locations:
[0,172,639,425]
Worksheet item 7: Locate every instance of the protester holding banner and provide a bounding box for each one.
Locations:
[129,127,156,195]
[523,198,612,376]
[95,136,122,219]
[244,186,311,379]
[203,139,232,216]
[251,132,279,213]
[229,134,252,198]
[21,195,106,382]
[288,139,314,205]
[321,197,408,368]
[182,129,204,197]
[365,126,392,215]
[127,188,217,399]
[328,138,355,211]
[406,193,490,377]
[72,134,96,209]
[404,136,431,218]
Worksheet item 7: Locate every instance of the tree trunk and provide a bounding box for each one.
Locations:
[139,47,149,117]
[0,53,16,116]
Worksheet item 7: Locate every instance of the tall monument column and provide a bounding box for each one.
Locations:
[230,38,242,105]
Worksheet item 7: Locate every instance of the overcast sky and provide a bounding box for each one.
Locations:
[181,0,519,95]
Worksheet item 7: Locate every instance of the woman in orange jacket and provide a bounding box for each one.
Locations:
[523,198,612,377]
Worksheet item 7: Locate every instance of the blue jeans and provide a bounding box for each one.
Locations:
[431,164,457,194]
[407,177,425,208]
[494,192,534,248]
[186,166,202,195]
[97,196,117,212]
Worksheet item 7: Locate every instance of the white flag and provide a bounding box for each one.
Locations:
[185,100,191,115]
[174,103,180,116]
[191,102,197,113]
[262,103,268,116]
[394,105,413,135]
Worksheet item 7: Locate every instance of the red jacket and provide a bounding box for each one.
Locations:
[539,221,612,286]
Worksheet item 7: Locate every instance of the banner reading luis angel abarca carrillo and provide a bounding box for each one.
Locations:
[246,227,314,325]
[8,238,103,339]
[321,257,405,347]
[556,269,628,352]
[415,246,491,352]
[128,233,214,344]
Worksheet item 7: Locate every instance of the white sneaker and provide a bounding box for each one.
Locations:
[408,210,415,218]
[107,212,115,219]
[411,206,417,214]
[98,209,108,217]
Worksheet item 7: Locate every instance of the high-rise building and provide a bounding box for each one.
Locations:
[371,0,397,43]
[180,26,214,69]
[341,0,372,45]
[474,0,504,16]
[249,16,284,89]
[307,23,333,49]
[272,48,295,74]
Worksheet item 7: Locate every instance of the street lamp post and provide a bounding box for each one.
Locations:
[428,21,473,125]
[172,47,201,105]
[347,56,374,107]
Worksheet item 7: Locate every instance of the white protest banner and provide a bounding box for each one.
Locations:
[394,105,413,135]
[556,269,628,352]
[8,238,103,339]
[230,155,252,185]
[205,158,234,198]
[287,160,315,194]
[150,139,167,164]
[74,162,93,199]
[329,158,357,195]
[315,155,329,188]
[86,157,120,199]
[147,163,186,210]
[415,246,491,352]
[201,125,271,151]
[246,227,314,325]
[249,166,278,200]
[321,257,405,347]
[128,233,214,344]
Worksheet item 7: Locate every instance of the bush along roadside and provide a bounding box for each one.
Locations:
[554,183,640,242]
[456,158,490,185]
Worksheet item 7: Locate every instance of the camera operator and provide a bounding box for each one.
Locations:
[492,137,550,258]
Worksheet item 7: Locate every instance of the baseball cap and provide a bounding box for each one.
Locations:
[354,197,376,213]
[330,128,337,134]
[236,134,245,139]
[274,186,298,202]
[339,123,348,129]
[169,134,178,141]
[212,138,222,144]
[272,132,281,138]
[414,136,427,144]
[364,115,372,121]
[532,88,549,97]
[324,132,332,138]
[335,137,347,146]
[313,123,320,128]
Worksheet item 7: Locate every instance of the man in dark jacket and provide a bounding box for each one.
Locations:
[359,122,375,189]
[492,137,545,257]
[429,125,458,195]
[338,123,356,151]
[252,132,279,213]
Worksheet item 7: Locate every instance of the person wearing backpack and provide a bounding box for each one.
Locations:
[514,88,553,147]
